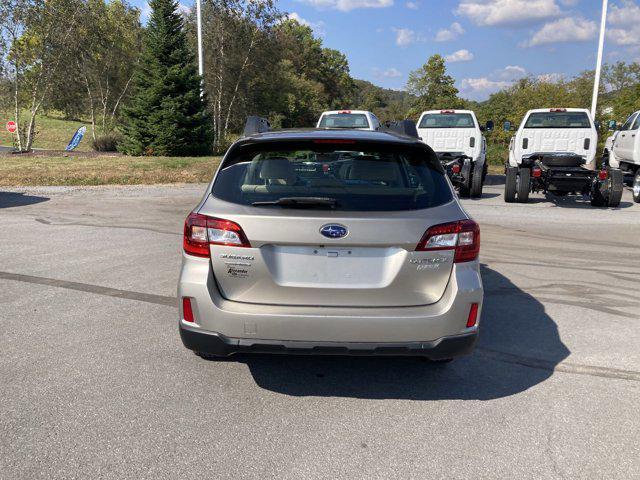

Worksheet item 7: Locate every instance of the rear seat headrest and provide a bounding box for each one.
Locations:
[349,157,399,183]
[259,157,296,184]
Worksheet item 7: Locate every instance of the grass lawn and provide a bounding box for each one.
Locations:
[1,114,91,152]
[0,154,221,186]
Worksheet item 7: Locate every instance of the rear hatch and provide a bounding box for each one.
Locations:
[417,112,478,157]
[200,137,466,308]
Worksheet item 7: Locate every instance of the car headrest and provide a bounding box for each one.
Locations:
[349,157,399,183]
[259,157,296,184]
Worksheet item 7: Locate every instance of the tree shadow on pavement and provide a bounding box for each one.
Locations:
[240,265,570,400]
[0,192,49,209]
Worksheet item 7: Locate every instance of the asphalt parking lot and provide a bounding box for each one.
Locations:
[1,180,639,479]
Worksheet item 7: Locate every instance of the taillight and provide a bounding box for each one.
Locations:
[183,212,251,257]
[466,303,479,328]
[451,164,461,174]
[416,219,480,263]
[532,167,542,178]
[182,297,195,323]
[598,169,608,180]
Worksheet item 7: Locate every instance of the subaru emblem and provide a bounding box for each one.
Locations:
[320,224,348,239]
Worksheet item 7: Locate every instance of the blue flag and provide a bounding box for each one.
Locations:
[66,126,86,151]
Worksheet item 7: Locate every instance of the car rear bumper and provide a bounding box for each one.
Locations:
[177,253,483,348]
[180,324,478,359]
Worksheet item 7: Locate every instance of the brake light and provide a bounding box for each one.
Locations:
[550,108,567,112]
[183,212,251,257]
[466,303,479,328]
[451,164,461,174]
[416,219,480,263]
[441,110,455,114]
[182,297,195,323]
[338,110,352,114]
[532,167,542,178]
[598,170,608,180]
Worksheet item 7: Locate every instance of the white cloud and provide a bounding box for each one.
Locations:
[405,1,419,8]
[445,49,474,62]
[456,0,562,26]
[498,65,527,80]
[607,1,640,46]
[559,0,578,5]
[373,67,403,78]
[286,12,327,35]
[522,16,597,47]
[301,0,393,12]
[177,3,191,15]
[393,27,423,46]
[435,22,465,42]
[460,77,512,95]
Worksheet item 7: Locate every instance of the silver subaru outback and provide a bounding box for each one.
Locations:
[178,122,483,361]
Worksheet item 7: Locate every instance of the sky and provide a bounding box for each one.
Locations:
[134,0,640,101]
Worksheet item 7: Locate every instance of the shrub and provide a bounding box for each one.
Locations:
[92,132,122,152]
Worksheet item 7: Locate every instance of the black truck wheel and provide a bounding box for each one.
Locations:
[633,169,640,203]
[470,162,484,198]
[458,161,472,197]
[504,166,517,203]
[516,167,530,203]
[607,168,624,207]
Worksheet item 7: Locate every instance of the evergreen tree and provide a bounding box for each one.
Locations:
[407,54,465,116]
[119,0,212,156]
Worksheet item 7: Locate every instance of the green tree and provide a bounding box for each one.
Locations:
[406,54,464,115]
[119,0,212,156]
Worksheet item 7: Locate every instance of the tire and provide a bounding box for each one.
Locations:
[459,161,472,197]
[633,169,640,204]
[516,167,530,203]
[504,166,517,203]
[607,168,624,207]
[470,162,484,198]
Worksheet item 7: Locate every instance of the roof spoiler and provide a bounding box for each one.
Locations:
[381,120,419,139]
[243,116,270,136]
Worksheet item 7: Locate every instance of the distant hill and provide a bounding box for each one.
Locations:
[351,79,416,122]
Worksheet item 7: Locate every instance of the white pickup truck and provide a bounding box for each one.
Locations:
[317,110,381,131]
[505,108,622,207]
[416,109,487,197]
[607,110,640,203]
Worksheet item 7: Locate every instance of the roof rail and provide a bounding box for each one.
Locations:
[243,116,270,136]
[381,119,419,139]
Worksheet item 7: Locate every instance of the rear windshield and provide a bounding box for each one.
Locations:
[419,113,474,128]
[212,142,453,211]
[524,112,591,128]
[319,114,370,129]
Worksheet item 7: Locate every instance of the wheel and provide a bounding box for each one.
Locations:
[607,168,624,207]
[458,161,472,197]
[470,162,484,198]
[633,169,640,203]
[516,167,530,203]
[504,166,517,203]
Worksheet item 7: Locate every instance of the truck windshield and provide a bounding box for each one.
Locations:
[319,114,370,129]
[524,112,591,128]
[419,113,474,128]
[212,142,452,211]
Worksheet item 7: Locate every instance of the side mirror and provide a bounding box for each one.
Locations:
[608,120,617,131]
[479,126,486,132]
[503,121,512,132]
[594,121,601,131]
[485,120,494,132]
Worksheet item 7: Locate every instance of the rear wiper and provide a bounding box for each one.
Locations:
[252,197,338,208]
